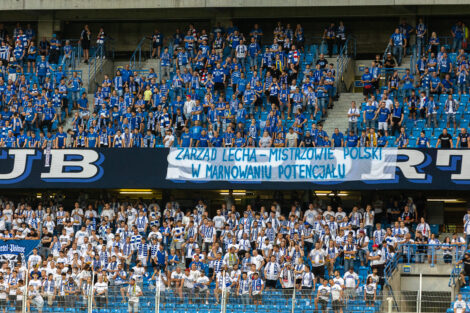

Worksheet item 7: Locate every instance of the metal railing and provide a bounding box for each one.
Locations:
[130,37,152,70]
[336,35,357,93]
[384,243,464,285]
[17,278,454,313]
[88,38,114,90]
[19,272,391,313]
[17,69,83,83]
[410,45,417,74]
[449,263,463,287]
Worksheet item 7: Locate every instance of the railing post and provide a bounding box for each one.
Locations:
[89,270,94,313]
[155,271,161,313]
[221,271,226,313]
[291,282,296,313]
[431,246,435,267]
[22,265,29,313]
[418,273,422,313]
[387,297,393,313]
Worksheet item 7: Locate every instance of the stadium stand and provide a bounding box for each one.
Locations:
[0,19,468,149]
[0,195,453,313]
[0,12,468,313]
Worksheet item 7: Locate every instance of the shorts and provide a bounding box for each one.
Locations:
[332,299,343,311]
[0,299,6,310]
[363,86,373,96]
[252,294,261,301]
[153,42,162,48]
[447,113,456,123]
[378,122,388,131]
[81,40,90,50]
[32,296,44,309]
[266,280,277,289]
[15,300,22,312]
[128,301,139,312]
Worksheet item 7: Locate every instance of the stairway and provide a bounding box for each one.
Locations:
[61,59,110,132]
[140,58,162,82]
[323,92,365,136]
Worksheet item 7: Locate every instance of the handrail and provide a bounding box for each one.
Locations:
[20,70,83,82]
[130,37,151,70]
[382,44,392,63]
[384,243,464,285]
[88,38,109,91]
[335,35,356,93]
[449,263,463,287]
[410,44,417,74]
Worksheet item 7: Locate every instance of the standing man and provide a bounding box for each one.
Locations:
[390,28,406,66]
[127,278,143,313]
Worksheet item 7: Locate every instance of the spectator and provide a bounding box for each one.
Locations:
[436,128,453,148]
[80,24,91,63]
[389,28,406,66]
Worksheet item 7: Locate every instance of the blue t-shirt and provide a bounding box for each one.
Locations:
[346,135,358,147]
[377,108,390,122]
[331,132,344,147]
[377,135,388,147]
[87,132,98,147]
[190,126,202,141]
[180,132,191,147]
[198,135,210,147]
[365,105,376,120]
[417,136,429,148]
[56,132,67,148]
[362,73,373,88]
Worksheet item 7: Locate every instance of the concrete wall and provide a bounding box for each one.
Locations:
[399,263,454,290]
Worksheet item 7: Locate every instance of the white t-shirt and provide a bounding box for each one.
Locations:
[309,249,326,266]
[304,209,317,225]
[333,277,344,287]
[364,211,375,227]
[94,282,108,294]
[251,255,264,270]
[343,272,358,288]
[0,282,8,299]
[335,211,347,222]
[183,274,194,288]
[28,279,42,291]
[213,216,226,230]
[286,132,298,147]
[454,300,467,313]
[364,283,376,295]
[164,135,175,147]
[171,271,183,286]
[127,284,142,303]
[317,285,331,301]
[331,284,342,301]
[196,276,210,290]
[348,108,360,122]
[259,136,272,147]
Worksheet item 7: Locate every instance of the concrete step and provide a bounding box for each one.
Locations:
[323,92,362,135]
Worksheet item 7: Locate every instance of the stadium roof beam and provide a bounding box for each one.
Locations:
[1,0,470,10]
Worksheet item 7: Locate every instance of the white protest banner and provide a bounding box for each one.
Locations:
[166,147,398,182]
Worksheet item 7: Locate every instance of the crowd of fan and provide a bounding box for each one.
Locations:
[0,21,468,149]
[0,195,465,313]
